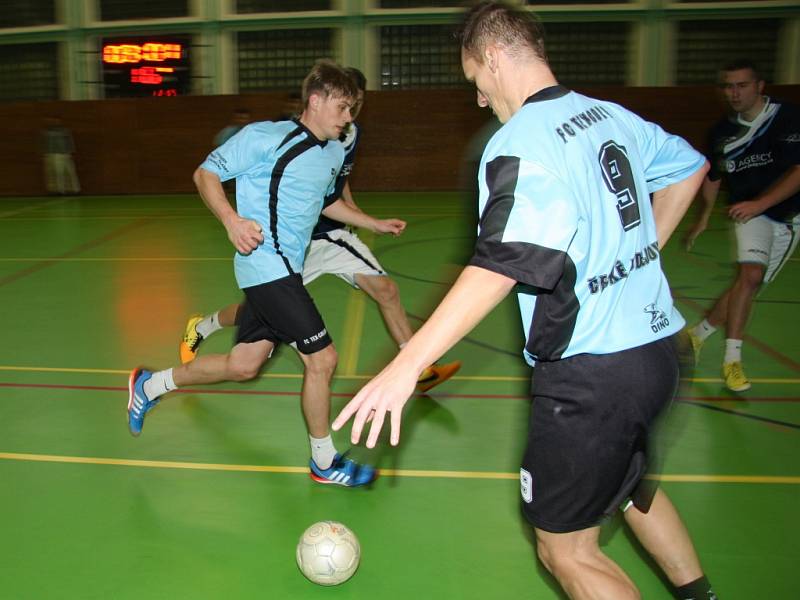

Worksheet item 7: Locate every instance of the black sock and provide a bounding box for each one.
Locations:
[674,576,717,600]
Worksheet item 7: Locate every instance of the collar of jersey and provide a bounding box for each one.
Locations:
[291,117,328,147]
[523,85,570,105]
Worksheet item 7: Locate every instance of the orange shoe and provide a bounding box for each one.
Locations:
[179,314,205,364]
[416,360,462,393]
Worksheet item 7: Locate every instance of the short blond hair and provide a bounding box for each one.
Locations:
[301,60,359,107]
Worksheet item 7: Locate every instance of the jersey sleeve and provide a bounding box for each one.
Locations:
[624,110,707,193]
[777,104,800,165]
[200,123,272,182]
[469,155,578,291]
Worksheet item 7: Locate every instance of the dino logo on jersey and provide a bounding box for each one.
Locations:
[644,303,670,333]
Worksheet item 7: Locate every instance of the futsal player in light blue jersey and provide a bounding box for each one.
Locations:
[334,3,720,598]
[126,60,405,488]
[179,67,462,393]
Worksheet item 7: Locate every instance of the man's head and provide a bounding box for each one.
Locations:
[301,60,359,140]
[456,1,548,123]
[719,59,765,119]
[344,67,367,120]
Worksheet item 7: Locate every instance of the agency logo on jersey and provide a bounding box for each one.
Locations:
[644,303,670,333]
[728,151,773,173]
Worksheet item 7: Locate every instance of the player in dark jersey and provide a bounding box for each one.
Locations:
[686,60,800,392]
[179,67,461,393]
[333,3,717,599]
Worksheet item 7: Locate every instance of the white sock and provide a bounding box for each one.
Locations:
[309,434,337,470]
[143,368,177,401]
[196,312,223,338]
[692,319,717,342]
[724,339,743,364]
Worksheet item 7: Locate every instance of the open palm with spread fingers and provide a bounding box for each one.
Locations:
[332,359,419,448]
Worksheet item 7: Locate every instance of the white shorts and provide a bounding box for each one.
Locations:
[302,228,385,288]
[735,214,800,283]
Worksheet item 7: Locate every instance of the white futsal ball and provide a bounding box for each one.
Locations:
[296,521,361,586]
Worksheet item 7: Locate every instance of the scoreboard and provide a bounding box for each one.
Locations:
[102,35,191,97]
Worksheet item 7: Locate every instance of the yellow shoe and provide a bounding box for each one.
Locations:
[723,361,751,392]
[416,360,462,393]
[179,314,205,364]
[686,328,704,364]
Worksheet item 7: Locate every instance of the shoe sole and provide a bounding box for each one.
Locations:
[127,367,143,437]
[308,471,378,487]
[726,383,751,392]
[179,315,204,364]
[417,361,462,393]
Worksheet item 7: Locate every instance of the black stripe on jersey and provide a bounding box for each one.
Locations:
[524,255,579,361]
[277,124,304,151]
[319,233,384,273]
[268,136,322,273]
[473,156,566,290]
[470,155,579,360]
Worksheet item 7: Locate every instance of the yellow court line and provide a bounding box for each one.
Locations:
[0,452,797,484]
[335,229,373,377]
[1,365,799,385]
[340,287,367,377]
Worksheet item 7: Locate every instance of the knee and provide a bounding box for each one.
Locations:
[305,346,338,378]
[369,277,400,306]
[535,538,559,576]
[227,358,261,381]
[736,264,764,290]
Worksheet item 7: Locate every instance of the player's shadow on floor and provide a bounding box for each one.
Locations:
[175,393,288,467]
[359,392,459,487]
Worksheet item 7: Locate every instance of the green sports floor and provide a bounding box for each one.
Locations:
[0,193,797,599]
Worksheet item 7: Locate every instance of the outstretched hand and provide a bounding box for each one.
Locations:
[332,361,419,448]
[226,216,264,254]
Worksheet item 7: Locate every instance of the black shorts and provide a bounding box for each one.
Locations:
[235,274,332,355]
[520,334,682,533]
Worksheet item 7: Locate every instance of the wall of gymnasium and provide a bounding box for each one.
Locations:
[2,84,799,197]
[2,0,799,196]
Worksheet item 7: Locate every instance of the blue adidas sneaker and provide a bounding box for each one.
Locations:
[127,367,160,437]
[309,452,377,487]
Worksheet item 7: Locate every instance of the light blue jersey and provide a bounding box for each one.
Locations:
[470,86,706,365]
[200,120,343,288]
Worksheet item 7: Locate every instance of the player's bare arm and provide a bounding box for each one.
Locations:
[684,175,720,250]
[332,265,516,448]
[322,197,406,236]
[728,164,800,223]
[340,180,363,213]
[651,160,709,249]
[192,167,264,254]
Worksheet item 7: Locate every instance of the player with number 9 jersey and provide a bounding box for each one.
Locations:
[473,86,706,364]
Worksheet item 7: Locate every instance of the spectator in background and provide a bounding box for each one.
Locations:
[42,117,80,195]
[214,107,251,147]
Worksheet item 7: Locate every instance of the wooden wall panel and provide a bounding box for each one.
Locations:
[1,85,798,197]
